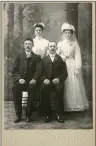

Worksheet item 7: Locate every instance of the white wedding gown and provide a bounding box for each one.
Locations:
[57,40,89,111]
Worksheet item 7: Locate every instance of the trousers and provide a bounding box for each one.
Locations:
[12,82,39,117]
[41,82,64,116]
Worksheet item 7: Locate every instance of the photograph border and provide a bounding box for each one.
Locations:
[0,2,2,146]
[1,1,95,146]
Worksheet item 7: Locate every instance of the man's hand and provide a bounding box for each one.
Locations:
[43,79,50,85]
[29,79,36,84]
[52,78,60,84]
[19,79,26,84]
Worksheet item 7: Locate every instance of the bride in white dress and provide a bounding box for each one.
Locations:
[32,22,49,58]
[57,23,89,112]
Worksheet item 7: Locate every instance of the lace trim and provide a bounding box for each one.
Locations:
[64,107,89,111]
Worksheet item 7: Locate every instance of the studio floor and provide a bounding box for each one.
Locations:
[4,101,93,130]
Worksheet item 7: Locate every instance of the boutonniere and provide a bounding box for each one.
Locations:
[26,53,32,59]
[54,56,58,61]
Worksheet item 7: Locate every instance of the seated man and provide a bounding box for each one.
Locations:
[41,41,68,123]
[12,38,42,123]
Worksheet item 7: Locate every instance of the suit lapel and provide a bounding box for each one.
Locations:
[23,51,27,60]
[54,54,59,63]
[23,51,35,70]
[22,52,27,70]
[45,55,52,78]
[30,52,36,65]
[47,55,52,64]
[46,54,59,64]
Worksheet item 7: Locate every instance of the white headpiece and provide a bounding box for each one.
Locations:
[33,22,45,28]
[61,23,75,32]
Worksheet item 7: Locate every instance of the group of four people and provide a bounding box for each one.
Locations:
[12,22,89,124]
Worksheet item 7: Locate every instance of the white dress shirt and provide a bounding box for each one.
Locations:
[26,51,31,58]
[49,53,56,62]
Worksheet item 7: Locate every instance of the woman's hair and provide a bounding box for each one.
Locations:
[24,38,34,44]
[35,24,44,31]
[63,29,73,34]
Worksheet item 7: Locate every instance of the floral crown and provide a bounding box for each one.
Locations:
[61,23,75,32]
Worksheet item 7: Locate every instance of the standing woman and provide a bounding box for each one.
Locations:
[32,22,49,58]
[32,22,49,111]
[57,23,89,112]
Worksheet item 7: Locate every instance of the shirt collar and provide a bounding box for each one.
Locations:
[49,53,56,57]
[35,36,43,40]
[25,51,31,55]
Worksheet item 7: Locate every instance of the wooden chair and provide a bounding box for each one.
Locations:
[22,91,40,110]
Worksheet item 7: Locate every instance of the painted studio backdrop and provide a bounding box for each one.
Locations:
[3,3,92,129]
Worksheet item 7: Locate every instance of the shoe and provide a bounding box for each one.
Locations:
[26,116,32,122]
[14,115,21,123]
[56,114,64,123]
[44,116,52,123]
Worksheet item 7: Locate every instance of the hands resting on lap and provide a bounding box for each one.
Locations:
[19,78,60,85]
[19,79,36,84]
[29,79,36,84]
[43,79,51,85]
[43,78,60,85]
[19,79,26,84]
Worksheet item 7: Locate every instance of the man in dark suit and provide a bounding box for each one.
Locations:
[12,38,42,123]
[41,41,68,123]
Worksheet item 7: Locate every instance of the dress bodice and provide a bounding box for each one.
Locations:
[57,40,75,59]
[32,38,49,57]
[57,40,82,70]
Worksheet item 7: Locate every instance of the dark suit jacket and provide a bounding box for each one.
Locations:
[42,54,68,83]
[12,51,42,83]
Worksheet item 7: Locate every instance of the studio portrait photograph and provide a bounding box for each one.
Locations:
[3,2,93,130]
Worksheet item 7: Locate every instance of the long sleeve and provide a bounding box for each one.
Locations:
[57,42,66,61]
[57,42,61,55]
[33,56,42,81]
[43,40,49,57]
[74,42,82,70]
[12,55,21,83]
[58,59,68,82]
[41,58,50,82]
[43,45,49,57]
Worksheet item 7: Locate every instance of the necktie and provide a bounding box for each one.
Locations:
[26,52,31,58]
[51,55,55,62]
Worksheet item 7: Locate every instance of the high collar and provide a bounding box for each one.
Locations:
[48,53,56,57]
[25,51,31,55]
[47,53,58,63]
[35,36,43,40]
[62,39,72,44]
[23,51,33,59]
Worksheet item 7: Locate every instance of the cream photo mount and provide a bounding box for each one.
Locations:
[1,1,95,146]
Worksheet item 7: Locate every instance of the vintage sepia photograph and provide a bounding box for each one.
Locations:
[3,2,93,130]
